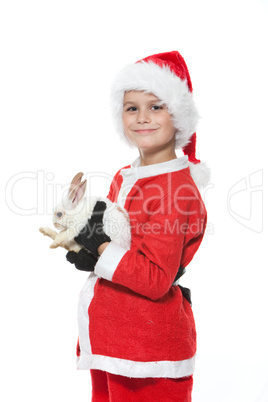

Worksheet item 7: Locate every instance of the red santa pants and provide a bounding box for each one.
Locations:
[90,369,193,402]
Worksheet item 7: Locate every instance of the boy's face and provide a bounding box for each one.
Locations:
[122,91,176,152]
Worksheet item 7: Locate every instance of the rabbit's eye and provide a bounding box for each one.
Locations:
[56,212,63,218]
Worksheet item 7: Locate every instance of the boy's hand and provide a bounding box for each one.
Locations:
[74,201,111,256]
[66,249,98,272]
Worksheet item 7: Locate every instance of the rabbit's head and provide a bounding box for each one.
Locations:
[53,172,87,231]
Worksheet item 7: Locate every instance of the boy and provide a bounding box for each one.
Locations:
[68,51,208,401]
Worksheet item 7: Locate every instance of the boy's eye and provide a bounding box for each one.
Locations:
[125,105,163,112]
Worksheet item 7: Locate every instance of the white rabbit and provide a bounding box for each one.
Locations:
[39,172,131,252]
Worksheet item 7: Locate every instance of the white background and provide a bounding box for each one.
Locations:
[1,0,267,401]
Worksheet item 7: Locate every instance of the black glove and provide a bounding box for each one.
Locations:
[74,201,111,256]
[66,249,98,272]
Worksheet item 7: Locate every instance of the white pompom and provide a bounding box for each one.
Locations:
[189,162,210,188]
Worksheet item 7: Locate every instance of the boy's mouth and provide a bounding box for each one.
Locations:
[133,129,157,134]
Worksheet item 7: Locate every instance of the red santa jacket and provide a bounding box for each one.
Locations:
[77,156,207,378]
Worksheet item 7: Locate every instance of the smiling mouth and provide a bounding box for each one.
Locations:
[133,129,157,134]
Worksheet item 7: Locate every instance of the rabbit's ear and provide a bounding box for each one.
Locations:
[69,172,84,195]
[69,179,87,206]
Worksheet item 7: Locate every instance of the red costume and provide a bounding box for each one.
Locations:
[90,369,193,402]
[75,50,209,400]
[77,156,207,380]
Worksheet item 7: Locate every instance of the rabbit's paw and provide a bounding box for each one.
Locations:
[39,227,57,240]
[50,230,69,249]
[50,241,60,249]
[67,241,82,253]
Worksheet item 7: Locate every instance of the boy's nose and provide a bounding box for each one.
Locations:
[137,109,151,124]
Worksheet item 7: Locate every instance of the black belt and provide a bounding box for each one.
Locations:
[173,267,192,305]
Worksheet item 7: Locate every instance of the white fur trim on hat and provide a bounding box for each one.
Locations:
[110,61,199,149]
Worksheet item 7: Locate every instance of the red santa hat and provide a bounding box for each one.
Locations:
[111,50,210,187]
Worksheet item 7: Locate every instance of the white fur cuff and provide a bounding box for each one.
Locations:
[95,241,127,281]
